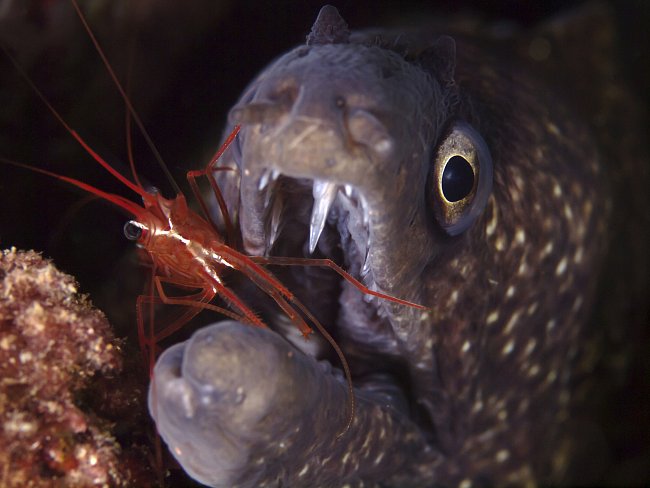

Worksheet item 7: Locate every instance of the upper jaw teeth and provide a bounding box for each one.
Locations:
[258,168,281,191]
[308,179,371,258]
[257,170,371,268]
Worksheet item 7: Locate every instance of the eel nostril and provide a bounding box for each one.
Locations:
[229,81,299,126]
[229,101,287,125]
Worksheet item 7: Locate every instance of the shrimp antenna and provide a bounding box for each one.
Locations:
[0,157,143,218]
[69,0,183,196]
[0,42,149,201]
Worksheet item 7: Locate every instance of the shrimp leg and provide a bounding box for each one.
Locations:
[151,272,274,332]
[136,280,216,367]
[146,275,267,344]
[249,256,427,309]
[186,125,241,242]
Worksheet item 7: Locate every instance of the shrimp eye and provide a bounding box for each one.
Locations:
[429,121,493,235]
[123,220,143,241]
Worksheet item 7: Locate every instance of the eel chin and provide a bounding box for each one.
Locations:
[150,320,430,488]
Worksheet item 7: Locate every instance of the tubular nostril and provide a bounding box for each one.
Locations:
[229,102,287,125]
[230,79,300,126]
[347,109,394,159]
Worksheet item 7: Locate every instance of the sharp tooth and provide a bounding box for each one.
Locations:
[359,194,370,228]
[344,184,353,198]
[258,168,271,190]
[361,248,371,276]
[309,180,338,254]
[267,194,283,252]
[263,174,278,208]
[261,168,281,209]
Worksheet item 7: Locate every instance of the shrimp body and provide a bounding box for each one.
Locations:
[126,185,308,343]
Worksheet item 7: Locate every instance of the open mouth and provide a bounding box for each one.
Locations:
[258,171,372,278]
[240,168,389,353]
[222,160,420,423]
[258,168,372,268]
[219,129,403,366]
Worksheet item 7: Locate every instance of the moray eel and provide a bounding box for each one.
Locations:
[149,5,648,487]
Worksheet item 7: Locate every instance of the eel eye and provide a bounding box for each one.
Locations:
[429,121,493,235]
[123,220,144,241]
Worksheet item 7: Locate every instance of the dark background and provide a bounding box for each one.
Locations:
[0,0,647,485]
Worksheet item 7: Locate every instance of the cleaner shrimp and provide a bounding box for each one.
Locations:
[1,0,427,444]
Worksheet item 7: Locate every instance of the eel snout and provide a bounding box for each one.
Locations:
[149,321,434,488]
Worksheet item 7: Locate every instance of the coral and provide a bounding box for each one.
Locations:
[0,248,155,487]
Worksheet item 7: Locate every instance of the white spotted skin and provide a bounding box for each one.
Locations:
[419,43,609,480]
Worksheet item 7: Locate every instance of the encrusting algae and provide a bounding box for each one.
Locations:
[0,248,155,487]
